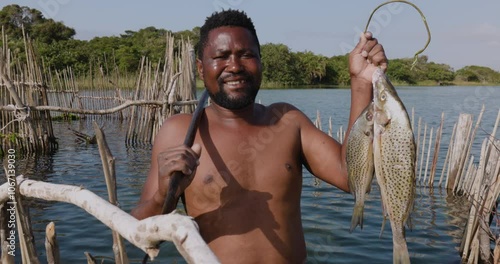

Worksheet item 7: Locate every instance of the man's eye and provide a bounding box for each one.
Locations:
[213,54,226,59]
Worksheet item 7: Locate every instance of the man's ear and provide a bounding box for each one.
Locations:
[196,59,204,81]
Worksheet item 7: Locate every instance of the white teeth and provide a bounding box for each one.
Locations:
[226,80,245,85]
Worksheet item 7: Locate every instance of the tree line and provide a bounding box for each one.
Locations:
[2,4,500,87]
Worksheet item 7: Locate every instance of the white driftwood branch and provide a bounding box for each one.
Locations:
[0,176,219,263]
[0,99,199,114]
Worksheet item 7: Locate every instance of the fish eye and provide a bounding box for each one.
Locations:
[365,111,373,121]
[380,92,387,101]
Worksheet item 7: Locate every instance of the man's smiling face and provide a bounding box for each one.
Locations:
[197,26,262,110]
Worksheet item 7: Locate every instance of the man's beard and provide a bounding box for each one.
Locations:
[209,75,258,110]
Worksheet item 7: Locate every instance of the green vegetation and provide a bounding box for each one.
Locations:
[2,4,500,88]
[0,132,20,143]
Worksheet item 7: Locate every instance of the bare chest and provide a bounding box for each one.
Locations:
[186,123,302,214]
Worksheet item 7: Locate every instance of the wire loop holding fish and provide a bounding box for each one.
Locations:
[364,0,431,70]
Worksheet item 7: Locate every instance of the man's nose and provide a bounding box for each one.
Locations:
[226,55,243,73]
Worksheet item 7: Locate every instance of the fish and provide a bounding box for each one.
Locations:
[372,67,416,264]
[346,102,375,233]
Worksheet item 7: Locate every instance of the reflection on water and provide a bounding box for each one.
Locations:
[302,174,470,264]
[1,86,498,263]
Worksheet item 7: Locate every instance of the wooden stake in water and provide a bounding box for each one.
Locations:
[448,114,473,192]
[415,117,422,178]
[429,112,444,187]
[418,123,427,183]
[94,122,129,264]
[423,127,433,185]
[45,222,60,264]
[441,123,457,188]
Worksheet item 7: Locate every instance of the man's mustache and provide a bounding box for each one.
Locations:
[218,73,252,84]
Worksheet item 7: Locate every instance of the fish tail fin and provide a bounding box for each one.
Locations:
[393,238,410,264]
[349,204,364,233]
[379,214,387,238]
[406,216,413,231]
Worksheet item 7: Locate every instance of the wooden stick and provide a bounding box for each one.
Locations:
[441,122,456,188]
[429,112,444,187]
[458,105,485,191]
[93,122,129,264]
[84,252,97,264]
[3,162,40,263]
[328,117,333,137]
[461,156,475,195]
[45,222,60,264]
[162,90,209,214]
[0,177,219,263]
[0,203,14,264]
[449,114,472,191]
[415,117,422,177]
[418,123,427,183]
[423,127,433,185]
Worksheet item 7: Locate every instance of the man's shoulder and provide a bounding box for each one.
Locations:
[261,102,311,128]
[265,102,305,118]
[265,102,300,114]
[162,113,193,128]
[154,113,193,144]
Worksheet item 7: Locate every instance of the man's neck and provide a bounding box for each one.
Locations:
[208,102,263,125]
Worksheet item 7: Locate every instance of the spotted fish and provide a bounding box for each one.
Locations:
[372,68,416,264]
[346,102,375,232]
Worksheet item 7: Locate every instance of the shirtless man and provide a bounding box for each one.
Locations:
[131,9,387,263]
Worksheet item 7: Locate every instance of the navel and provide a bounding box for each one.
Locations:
[285,163,292,171]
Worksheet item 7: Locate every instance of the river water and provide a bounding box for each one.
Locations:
[2,85,500,263]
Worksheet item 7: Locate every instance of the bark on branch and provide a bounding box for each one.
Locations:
[0,99,199,115]
[0,176,219,263]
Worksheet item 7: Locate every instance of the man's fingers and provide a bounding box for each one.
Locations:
[158,146,200,176]
[367,44,387,68]
[352,32,369,54]
[378,62,388,72]
[364,31,373,40]
[191,143,202,157]
[160,160,194,176]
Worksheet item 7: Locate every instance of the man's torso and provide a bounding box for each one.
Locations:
[184,103,307,263]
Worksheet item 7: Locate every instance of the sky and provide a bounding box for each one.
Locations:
[2,0,500,71]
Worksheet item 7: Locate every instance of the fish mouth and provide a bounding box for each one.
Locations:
[372,68,385,82]
[372,68,388,86]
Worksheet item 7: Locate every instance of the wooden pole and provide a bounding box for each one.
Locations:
[45,222,60,264]
[0,203,14,264]
[457,105,485,192]
[441,123,456,188]
[84,252,97,264]
[93,122,129,264]
[429,112,444,187]
[418,123,427,183]
[415,117,422,179]
[423,127,433,185]
[448,114,472,191]
[2,164,40,263]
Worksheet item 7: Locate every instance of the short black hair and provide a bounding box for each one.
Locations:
[196,9,260,59]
